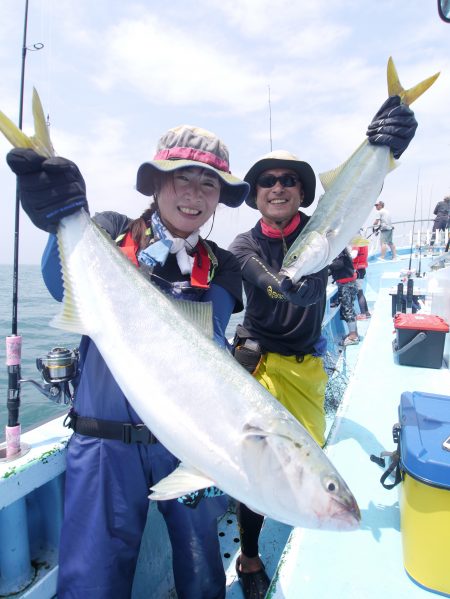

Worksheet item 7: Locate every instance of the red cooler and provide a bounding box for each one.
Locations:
[393,313,449,369]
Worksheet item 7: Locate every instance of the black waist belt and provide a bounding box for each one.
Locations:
[64,411,158,445]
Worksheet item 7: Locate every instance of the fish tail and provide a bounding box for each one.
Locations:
[0,88,55,157]
[387,56,440,106]
[31,88,55,158]
[0,110,35,150]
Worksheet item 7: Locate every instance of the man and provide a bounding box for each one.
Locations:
[373,200,396,260]
[430,195,450,246]
[229,95,417,599]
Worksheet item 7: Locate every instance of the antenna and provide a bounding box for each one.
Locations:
[268,85,273,152]
[408,171,420,273]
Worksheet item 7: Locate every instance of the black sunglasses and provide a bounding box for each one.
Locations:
[256,174,299,188]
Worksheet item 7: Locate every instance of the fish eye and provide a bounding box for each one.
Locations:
[324,476,339,494]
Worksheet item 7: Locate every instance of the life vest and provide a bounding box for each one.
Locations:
[116,229,217,289]
[352,245,368,270]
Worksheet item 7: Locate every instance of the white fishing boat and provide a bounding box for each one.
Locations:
[1,229,449,598]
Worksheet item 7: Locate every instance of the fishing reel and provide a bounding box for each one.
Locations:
[20,347,79,405]
[36,347,79,384]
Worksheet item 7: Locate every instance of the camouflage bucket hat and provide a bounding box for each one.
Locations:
[136,125,249,208]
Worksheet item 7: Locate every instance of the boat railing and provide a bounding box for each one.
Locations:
[364,218,449,257]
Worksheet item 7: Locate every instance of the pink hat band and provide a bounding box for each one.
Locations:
[154,146,230,173]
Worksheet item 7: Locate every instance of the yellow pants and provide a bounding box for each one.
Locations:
[255,353,327,447]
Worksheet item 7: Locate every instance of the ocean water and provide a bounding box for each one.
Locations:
[0,265,244,443]
[0,265,80,442]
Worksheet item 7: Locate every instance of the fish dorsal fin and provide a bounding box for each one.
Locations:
[320,138,397,192]
[387,56,440,107]
[170,297,214,340]
[30,87,55,158]
[50,211,91,335]
[319,141,367,191]
[149,462,216,500]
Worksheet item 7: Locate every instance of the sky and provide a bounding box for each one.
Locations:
[0,0,449,266]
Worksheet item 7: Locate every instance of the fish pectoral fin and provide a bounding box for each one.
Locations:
[243,422,293,443]
[149,462,216,501]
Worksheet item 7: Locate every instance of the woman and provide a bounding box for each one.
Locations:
[6,125,249,599]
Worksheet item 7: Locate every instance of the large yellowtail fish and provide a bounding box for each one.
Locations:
[280,57,439,283]
[0,90,360,530]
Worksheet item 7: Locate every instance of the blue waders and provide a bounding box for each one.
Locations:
[57,341,227,599]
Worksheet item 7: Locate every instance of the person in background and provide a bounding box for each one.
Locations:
[351,236,371,320]
[228,93,417,599]
[430,195,450,247]
[6,125,249,599]
[329,248,360,345]
[373,200,396,260]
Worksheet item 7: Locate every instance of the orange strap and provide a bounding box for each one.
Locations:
[190,242,211,288]
[119,231,211,288]
[119,231,139,266]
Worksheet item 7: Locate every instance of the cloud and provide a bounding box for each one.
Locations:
[93,14,269,114]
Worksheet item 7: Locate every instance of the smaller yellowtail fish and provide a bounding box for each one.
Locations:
[280,57,439,283]
[0,89,361,530]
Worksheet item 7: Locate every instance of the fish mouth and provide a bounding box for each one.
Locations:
[330,495,361,529]
[178,206,201,216]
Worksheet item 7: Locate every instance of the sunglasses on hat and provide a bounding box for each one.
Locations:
[257,174,299,189]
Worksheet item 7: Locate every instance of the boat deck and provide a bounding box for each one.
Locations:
[2,252,449,599]
[268,254,450,598]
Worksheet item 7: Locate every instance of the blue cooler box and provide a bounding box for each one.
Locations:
[399,391,450,595]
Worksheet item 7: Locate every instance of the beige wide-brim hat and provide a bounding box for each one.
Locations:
[136,125,249,208]
[244,150,316,209]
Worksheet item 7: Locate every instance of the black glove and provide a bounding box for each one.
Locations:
[280,275,323,306]
[366,96,418,159]
[6,148,88,233]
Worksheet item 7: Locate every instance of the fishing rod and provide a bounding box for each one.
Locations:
[416,189,423,278]
[407,171,420,273]
[4,0,43,460]
[427,185,433,248]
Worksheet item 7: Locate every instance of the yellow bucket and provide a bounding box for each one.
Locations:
[400,472,450,595]
[398,391,450,596]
